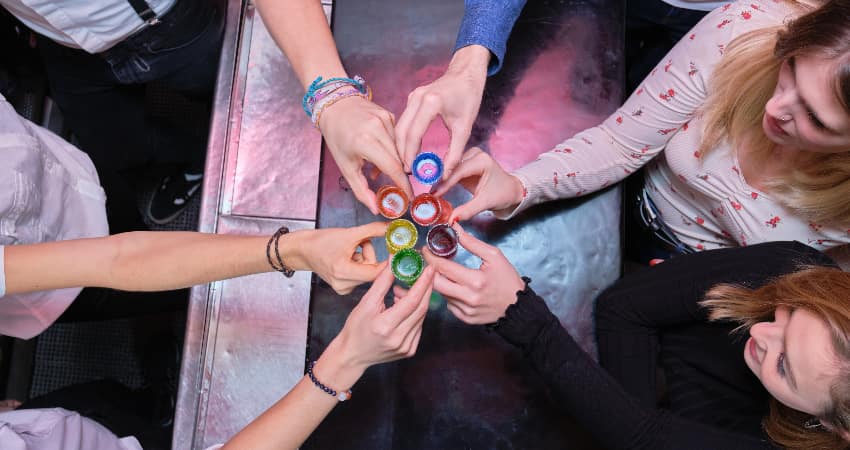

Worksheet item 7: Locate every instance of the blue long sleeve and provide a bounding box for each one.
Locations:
[454,0,527,75]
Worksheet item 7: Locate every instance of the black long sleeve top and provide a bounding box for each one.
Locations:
[494,241,835,450]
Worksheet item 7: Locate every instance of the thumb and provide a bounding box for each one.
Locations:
[449,194,491,222]
[360,265,395,309]
[443,125,470,179]
[452,223,498,261]
[345,169,379,215]
[353,221,389,240]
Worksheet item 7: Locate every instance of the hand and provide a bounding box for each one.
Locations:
[422,223,525,324]
[395,45,490,178]
[432,147,525,222]
[292,222,388,295]
[315,265,435,388]
[318,96,413,214]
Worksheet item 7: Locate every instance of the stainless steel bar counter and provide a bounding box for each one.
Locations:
[175,0,624,448]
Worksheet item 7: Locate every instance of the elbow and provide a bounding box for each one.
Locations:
[593,282,637,331]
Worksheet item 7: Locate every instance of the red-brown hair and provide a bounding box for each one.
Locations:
[702,267,850,449]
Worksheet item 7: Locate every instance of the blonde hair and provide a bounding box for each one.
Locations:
[698,0,850,226]
[702,267,850,449]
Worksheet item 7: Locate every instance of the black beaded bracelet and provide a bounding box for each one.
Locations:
[266,226,295,277]
[307,361,352,402]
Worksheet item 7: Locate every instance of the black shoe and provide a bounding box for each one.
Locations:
[147,171,202,225]
[140,335,182,429]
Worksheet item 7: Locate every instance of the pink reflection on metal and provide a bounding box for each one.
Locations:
[228,15,321,220]
[490,18,620,171]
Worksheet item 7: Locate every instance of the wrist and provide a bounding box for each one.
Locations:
[313,337,366,391]
[316,94,370,134]
[510,175,525,206]
[493,175,525,216]
[448,45,490,79]
[273,230,312,272]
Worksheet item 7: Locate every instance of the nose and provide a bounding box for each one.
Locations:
[749,308,789,351]
[750,320,783,342]
[766,89,797,122]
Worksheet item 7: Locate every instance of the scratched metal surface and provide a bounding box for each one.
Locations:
[176,0,624,448]
[306,0,624,448]
[174,1,326,448]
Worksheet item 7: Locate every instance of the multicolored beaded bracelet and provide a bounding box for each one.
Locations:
[302,75,368,118]
[310,84,373,128]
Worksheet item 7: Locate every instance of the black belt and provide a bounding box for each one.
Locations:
[127,0,161,26]
[635,187,695,255]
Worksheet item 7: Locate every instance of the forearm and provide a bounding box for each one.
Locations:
[454,0,526,75]
[4,230,312,294]
[446,45,490,84]
[254,0,347,89]
[221,339,364,449]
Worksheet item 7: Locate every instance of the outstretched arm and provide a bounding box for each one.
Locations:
[253,0,344,90]
[425,226,782,449]
[253,0,411,213]
[220,266,435,450]
[4,222,389,296]
[395,0,526,178]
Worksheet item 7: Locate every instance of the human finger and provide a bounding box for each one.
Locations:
[395,90,423,173]
[397,289,431,356]
[405,324,424,357]
[375,107,397,144]
[360,240,377,264]
[432,273,476,313]
[365,120,413,199]
[360,264,395,309]
[452,223,501,262]
[344,167,379,215]
[402,96,442,170]
[446,301,475,324]
[421,247,478,283]
[383,266,435,327]
[393,285,409,298]
[443,123,471,178]
[396,283,432,335]
[431,148,486,197]
[340,259,386,285]
[353,221,389,240]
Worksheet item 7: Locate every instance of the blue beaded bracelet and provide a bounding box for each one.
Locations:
[306,361,352,402]
[302,75,368,117]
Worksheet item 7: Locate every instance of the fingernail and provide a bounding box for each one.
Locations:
[452,221,464,234]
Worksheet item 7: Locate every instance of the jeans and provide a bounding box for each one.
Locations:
[37,0,224,233]
[626,0,708,92]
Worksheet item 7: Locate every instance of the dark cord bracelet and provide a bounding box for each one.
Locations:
[307,361,352,402]
[266,226,295,277]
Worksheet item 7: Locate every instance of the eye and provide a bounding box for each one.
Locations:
[777,352,787,377]
[808,110,827,130]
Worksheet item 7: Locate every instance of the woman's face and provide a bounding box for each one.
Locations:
[744,306,840,415]
[762,55,850,153]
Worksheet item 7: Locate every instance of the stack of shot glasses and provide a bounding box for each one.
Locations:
[377,152,459,284]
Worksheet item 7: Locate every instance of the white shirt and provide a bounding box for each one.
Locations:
[0,408,142,450]
[0,0,176,53]
[506,0,847,252]
[0,95,108,339]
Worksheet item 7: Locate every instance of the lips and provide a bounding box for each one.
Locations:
[765,114,789,136]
